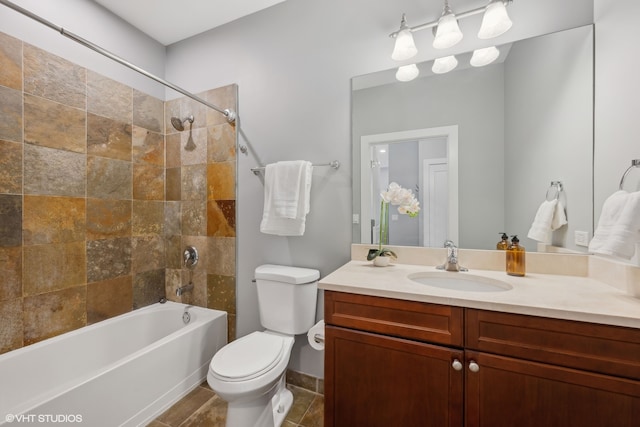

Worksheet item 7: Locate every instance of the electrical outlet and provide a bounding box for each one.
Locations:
[352,214,359,224]
[574,230,589,247]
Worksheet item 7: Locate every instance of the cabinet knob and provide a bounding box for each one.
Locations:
[469,361,480,372]
[452,359,463,371]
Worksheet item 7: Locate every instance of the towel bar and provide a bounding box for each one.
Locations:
[619,159,640,190]
[251,160,340,176]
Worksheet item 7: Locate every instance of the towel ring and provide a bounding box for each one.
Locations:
[619,159,640,190]
[545,181,563,201]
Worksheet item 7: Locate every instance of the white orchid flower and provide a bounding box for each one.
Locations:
[381,182,420,216]
[368,182,421,262]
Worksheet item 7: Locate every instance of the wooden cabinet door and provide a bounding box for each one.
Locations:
[325,325,464,427]
[465,351,640,427]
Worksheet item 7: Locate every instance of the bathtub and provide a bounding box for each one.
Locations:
[0,302,227,426]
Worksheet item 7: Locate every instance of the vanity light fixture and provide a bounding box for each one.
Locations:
[395,63,420,82]
[432,55,458,74]
[470,46,500,67]
[478,0,513,39]
[432,1,463,49]
[391,14,418,61]
[390,0,513,57]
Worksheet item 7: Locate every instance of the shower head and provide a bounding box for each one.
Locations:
[170,115,194,131]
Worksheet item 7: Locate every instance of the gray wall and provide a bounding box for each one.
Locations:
[0,0,596,378]
[504,25,594,252]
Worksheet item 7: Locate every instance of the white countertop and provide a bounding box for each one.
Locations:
[319,260,640,329]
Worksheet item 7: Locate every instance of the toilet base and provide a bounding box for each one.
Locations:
[272,382,294,427]
[225,376,293,427]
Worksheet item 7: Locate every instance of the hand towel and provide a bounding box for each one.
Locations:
[588,190,640,259]
[271,161,306,219]
[551,199,568,230]
[260,161,313,236]
[527,199,564,243]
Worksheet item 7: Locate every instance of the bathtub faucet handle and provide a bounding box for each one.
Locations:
[183,246,199,269]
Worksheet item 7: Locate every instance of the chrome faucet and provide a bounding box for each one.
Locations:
[437,240,468,272]
[176,282,194,297]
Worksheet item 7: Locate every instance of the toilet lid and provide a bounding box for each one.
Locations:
[211,332,285,381]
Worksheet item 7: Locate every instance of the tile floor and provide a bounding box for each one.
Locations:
[149,382,324,427]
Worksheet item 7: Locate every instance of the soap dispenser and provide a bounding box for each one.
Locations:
[506,235,526,277]
[496,232,509,250]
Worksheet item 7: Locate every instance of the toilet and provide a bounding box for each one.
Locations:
[207,264,319,427]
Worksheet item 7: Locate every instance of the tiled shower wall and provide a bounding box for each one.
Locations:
[0,31,237,354]
[164,85,238,341]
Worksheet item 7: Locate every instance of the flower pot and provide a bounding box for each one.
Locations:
[373,256,391,267]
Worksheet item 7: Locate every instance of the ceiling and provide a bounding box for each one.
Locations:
[93,0,287,45]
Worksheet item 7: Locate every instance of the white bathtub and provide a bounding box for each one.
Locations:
[0,302,227,426]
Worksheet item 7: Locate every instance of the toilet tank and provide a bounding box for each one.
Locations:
[254,264,319,335]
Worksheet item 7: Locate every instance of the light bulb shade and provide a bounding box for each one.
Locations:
[396,64,420,82]
[432,55,458,74]
[392,28,418,61]
[470,46,500,67]
[433,12,463,49]
[478,0,513,39]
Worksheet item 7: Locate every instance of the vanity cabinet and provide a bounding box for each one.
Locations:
[465,309,640,427]
[325,326,464,426]
[324,291,640,427]
[324,291,465,427]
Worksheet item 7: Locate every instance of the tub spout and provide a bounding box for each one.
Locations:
[176,283,194,297]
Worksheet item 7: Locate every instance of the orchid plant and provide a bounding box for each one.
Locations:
[367,182,420,261]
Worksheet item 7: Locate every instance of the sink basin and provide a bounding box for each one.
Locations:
[407,272,512,292]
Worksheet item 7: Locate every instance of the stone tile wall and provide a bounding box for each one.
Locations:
[165,85,237,342]
[0,31,237,354]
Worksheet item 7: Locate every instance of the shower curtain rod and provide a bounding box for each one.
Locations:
[0,0,237,123]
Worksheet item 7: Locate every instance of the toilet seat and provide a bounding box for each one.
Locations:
[210,332,286,382]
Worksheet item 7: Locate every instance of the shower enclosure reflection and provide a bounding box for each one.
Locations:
[361,126,459,248]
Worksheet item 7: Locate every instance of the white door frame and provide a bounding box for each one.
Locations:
[360,126,459,246]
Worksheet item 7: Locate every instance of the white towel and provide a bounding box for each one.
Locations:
[551,199,568,230]
[260,161,313,236]
[589,190,640,259]
[527,199,567,243]
[271,161,306,219]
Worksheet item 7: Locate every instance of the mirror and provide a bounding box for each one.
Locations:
[352,25,594,253]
